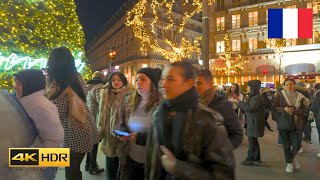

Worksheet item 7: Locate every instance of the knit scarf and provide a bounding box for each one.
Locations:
[108,86,127,134]
[199,87,216,106]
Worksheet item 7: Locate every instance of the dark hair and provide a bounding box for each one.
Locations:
[197,69,213,83]
[108,72,128,93]
[170,61,197,80]
[13,69,46,97]
[132,82,161,113]
[315,83,320,90]
[228,84,240,96]
[47,47,86,101]
[283,79,296,86]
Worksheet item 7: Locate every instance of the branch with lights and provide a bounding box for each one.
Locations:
[264,38,287,55]
[126,0,215,62]
[214,34,248,75]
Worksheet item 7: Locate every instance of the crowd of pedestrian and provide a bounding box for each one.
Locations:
[2,46,320,180]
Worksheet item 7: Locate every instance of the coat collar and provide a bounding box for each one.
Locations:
[199,87,215,106]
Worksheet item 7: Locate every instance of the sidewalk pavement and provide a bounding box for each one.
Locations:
[55,119,320,180]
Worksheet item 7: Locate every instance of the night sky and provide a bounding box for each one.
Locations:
[75,0,127,43]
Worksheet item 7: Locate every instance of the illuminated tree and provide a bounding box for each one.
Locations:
[0,0,91,91]
[265,38,287,87]
[214,34,247,75]
[126,0,215,62]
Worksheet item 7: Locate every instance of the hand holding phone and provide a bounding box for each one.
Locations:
[113,130,129,137]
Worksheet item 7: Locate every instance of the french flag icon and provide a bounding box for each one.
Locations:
[268,8,313,38]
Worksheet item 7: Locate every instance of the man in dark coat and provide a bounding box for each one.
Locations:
[237,80,265,166]
[308,83,320,158]
[296,82,312,143]
[145,61,235,180]
[195,69,243,149]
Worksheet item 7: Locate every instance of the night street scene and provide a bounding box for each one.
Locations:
[1,0,320,180]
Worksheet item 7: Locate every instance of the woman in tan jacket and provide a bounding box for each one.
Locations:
[97,72,134,180]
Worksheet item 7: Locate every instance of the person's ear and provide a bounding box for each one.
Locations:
[185,79,194,87]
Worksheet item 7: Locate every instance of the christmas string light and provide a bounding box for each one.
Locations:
[214,34,248,75]
[126,0,215,62]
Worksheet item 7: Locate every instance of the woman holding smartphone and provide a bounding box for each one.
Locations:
[118,67,162,180]
[97,72,134,180]
[273,79,309,173]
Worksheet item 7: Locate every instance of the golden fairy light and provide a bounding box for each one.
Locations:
[213,34,248,75]
[126,0,215,62]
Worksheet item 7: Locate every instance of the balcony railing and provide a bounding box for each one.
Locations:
[248,48,274,55]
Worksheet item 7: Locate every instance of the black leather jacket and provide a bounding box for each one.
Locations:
[145,104,235,180]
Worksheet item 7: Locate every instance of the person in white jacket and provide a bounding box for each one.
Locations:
[13,69,64,180]
[0,91,42,180]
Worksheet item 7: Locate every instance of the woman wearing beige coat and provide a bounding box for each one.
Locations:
[97,72,134,180]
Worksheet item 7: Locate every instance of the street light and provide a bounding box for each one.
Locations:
[108,50,116,72]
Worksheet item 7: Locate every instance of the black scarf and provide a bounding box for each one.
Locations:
[157,87,198,159]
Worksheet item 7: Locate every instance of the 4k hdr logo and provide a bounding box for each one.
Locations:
[9,148,70,167]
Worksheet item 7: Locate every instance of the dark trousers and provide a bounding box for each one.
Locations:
[279,130,301,163]
[264,112,272,130]
[246,137,261,161]
[119,157,144,180]
[65,151,85,180]
[316,121,320,144]
[106,156,119,180]
[278,131,283,144]
[86,143,99,167]
[303,120,312,141]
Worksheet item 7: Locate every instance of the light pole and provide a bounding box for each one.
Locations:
[109,50,116,72]
[202,0,210,69]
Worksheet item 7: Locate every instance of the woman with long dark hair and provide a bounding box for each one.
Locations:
[118,68,162,180]
[228,84,244,113]
[97,72,134,180]
[237,80,265,166]
[45,47,98,180]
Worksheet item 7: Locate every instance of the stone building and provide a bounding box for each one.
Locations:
[85,0,202,85]
[210,0,320,87]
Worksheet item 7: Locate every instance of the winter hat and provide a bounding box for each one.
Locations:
[137,67,162,88]
[13,69,46,97]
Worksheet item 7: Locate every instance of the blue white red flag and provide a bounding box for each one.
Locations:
[268,8,313,38]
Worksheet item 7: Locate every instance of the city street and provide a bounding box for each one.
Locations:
[55,118,320,180]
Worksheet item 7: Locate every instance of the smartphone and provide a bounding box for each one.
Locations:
[113,130,130,137]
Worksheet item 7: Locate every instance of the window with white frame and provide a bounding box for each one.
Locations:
[232,14,240,29]
[248,11,258,27]
[216,41,225,53]
[216,16,225,31]
[142,64,148,68]
[232,39,241,51]
[248,38,258,50]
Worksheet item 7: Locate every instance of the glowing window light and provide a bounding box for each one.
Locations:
[0,52,85,72]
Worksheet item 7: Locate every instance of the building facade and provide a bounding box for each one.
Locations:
[85,0,202,85]
[210,0,320,87]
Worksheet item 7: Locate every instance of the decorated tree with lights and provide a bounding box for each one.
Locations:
[214,34,247,75]
[126,0,215,62]
[0,0,91,91]
[265,38,287,87]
